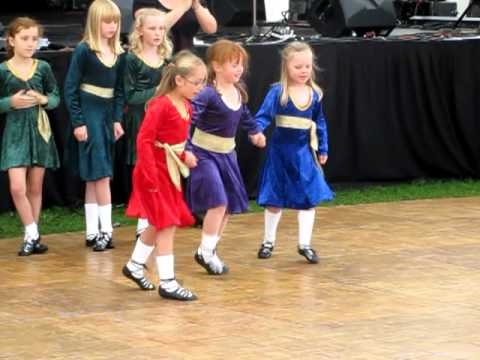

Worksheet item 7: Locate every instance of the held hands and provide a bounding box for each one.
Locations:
[318,154,328,165]
[74,125,88,142]
[184,150,198,168]
[114,122,124,141]
[10,90,39,109]
[249,132,266,148]
[25,89,48,106]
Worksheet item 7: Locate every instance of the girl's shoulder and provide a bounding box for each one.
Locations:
[0,61,8,72]
[147,95,170,111]
[73,42,92,55]
[35,59,53,71]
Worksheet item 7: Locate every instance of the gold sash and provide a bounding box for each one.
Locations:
[80,83,114,98]
[37,106,51,143]
[154,141,189,191]
[276,115,320,166]
[191,128,235,154]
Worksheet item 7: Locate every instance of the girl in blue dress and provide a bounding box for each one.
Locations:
[0,17,60,256]
[255,41,334,264]
[64,0,125,251]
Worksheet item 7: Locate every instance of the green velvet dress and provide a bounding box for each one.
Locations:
[0,59,60,171]
[123,52,165,165]
[64,42,125,181]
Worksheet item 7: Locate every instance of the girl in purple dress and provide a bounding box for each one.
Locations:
[187,39,265,275]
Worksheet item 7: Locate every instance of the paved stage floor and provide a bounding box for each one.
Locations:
[1,197,480,359]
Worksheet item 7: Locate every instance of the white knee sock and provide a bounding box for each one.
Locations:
[128,239,154,266]
[264,209,282,245]
[136,218,149,235]
[298,209,315,248]
[98,204,113,235]
[156,254,175,281]
[24,222,39,241]
[84,203,99,238]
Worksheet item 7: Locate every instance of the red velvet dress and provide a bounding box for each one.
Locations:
[126,95,194,230]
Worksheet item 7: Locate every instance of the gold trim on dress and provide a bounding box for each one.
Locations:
[95,53,117,68]
[191,128,235,154]
[276,115,320,166]
[288,89,312,111]
[6,59,38,81]
[154,140,189,191]
[80,83,114,98]
[37,106,51,143]
[136,52,165,69]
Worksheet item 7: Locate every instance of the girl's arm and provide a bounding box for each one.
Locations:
[255,85,280,131]
[313,96,329,156]
[192,0,217,34]
[64,44,87,128]
[162,0,193,30]
[124,54,157,105]
[113,53,126,124]
[0,69,12,113]
[187,87,210,150]
[39,61,60,110]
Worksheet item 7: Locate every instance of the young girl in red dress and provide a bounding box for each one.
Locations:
[123,50,206,301]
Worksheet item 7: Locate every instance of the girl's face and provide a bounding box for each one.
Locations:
[8,26,39,59]
[140,15,167,48]
[286,50,313,85]
[178,65,207,100]
[214,57,244,84]
[100,19,118,40]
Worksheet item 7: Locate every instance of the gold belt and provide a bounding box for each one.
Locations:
[191,128,235,154]
[276,115,319,166]
[80,83,114,98]
[154,141,189,191]
[37,106,51,143]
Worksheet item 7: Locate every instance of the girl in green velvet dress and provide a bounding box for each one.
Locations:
[0,17,60,256]
[64,0,125,251]
[123,7,172,241]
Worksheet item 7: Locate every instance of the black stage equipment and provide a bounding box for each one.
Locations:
[454,0,480,28]
[211,0,265,27]
[308,0,397,37]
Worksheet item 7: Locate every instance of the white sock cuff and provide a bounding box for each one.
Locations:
[131,239,155,265]
[98,204,113,234]
[201,233,218,251]
[85,203,99,236]
[136,218,149,233]
[25,222,39,240]
[156,254,175,280]
[264,209,282,244]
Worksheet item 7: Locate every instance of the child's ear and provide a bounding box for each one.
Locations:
[211,61,222,73]
[7,36,15,48]
[174,74,184,87]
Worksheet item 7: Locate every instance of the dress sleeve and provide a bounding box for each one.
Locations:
[187,88,210,150]
[255,84,280,131]
[124,55,156,106]
[0,68,12,114]
[313,93,329,155]
[135,101,162,187]
[64,43,87,128]
[41,61,60,110]
[113,53,126,123]
[239,104,261,135]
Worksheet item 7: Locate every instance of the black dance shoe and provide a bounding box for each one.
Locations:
[257,242,274,259]
[33,236,48,254]
[93,233,114,252]
[85,234,97,247]
[122,263,155,290]
[194,249,229,275]
[158,279,197,301]
[297,246,319,264]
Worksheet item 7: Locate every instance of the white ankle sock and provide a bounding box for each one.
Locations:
[136,218,149,234]
[84,203,99,238]
[298,209,315,248]
[98,204,113,235]
[25,222,39,241]
[264,209,282,245]
[156,254,174,281]
[128,239,154,268]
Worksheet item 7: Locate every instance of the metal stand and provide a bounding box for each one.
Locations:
[454,0,480,28]
[251,0,260,36]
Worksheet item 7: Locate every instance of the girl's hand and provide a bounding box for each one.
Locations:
[25,89,48,105]
[74,125,88,142]
[184,151,198,168]
[10,90,38,109]
[114,122,124,140]
[249,132,266,148]
[319,154,328,165]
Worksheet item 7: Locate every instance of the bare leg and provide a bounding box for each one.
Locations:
[8,167,34,226]
[26,166,45,223]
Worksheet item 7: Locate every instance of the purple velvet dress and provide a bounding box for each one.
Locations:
[187,85,260,214]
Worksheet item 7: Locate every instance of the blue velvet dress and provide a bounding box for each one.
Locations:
[187,85,261,214]
[64,42,125,181]
[256,84,334,209]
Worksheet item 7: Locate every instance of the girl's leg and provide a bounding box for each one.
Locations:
[194,205,229,275]
[297,208,319,264]
[26,166,45,224]
[156,226,196,301]
[93,177,114,251]
[258,206,282,259]
[136,218,149,240]
[9,167,42,256]
[84,181,99,246]
[122,224,156,290]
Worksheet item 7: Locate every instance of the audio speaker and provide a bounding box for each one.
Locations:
[211,0,265,27]
[308,0,396,37]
